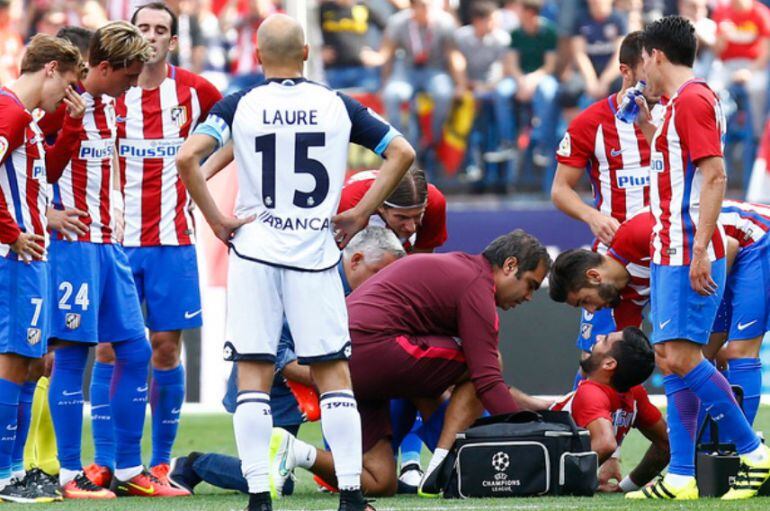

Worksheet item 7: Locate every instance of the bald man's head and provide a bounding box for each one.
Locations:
[257,14,307,68]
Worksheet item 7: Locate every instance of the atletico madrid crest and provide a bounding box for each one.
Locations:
[171,106,188,128]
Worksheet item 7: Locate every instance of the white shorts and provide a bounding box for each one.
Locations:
[224,252,350,364]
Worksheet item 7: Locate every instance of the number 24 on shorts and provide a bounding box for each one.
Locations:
[58,281,90,311]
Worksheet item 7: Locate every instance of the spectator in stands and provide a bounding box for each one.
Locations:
[222,0,276,93]
[195,0,230,90]
[167,0,207,74]
[679,0,717,79]
[34,7,67,37]
[79,0,109,30]
[0,0,22,85]
[380,0,467,150]
[504,0,559,171]
[455,1,515,167]
[572,0,625,101]
[711,0,770,136]
[319,0,386,92]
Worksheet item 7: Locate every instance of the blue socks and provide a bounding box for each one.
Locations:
[400,423,423,466]
[111,336,151,470]
[664,374,700,476]
[12,382,36,475]
[49,344,89,471]
[0,379,21,483]
[150,364,185,467]
[727,358,762,427]
[683,360,760,455]
[90,361,115,470]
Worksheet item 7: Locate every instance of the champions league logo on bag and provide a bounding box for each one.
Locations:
[492,451,510,472]
[481,451,520,492]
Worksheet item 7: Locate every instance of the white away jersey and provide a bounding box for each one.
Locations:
[195,78,399,270]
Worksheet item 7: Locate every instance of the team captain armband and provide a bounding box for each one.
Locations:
[194,114,231,149]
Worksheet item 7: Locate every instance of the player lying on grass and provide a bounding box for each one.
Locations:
[264,230,552,497]
[166,226,406,496]
[551,328,670,494]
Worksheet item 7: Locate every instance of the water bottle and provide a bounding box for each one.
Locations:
[615,80,646,124]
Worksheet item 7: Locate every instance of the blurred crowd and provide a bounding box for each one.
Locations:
[2,0,769,195]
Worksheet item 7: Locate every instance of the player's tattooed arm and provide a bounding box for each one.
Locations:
[201,141,234,181]
[178,134,255,244]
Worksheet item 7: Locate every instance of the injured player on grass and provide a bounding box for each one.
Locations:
[265,230,553,497]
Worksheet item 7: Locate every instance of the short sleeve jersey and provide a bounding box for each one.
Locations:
[194,78,399,271]
[719,199,770,249]
[509,18,557,74]
[116,65,222,247]
[337,170,448,252]
[552,380,661,447]
[556,94,655,225]
[650,80,727,265]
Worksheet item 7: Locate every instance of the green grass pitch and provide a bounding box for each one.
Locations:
[4,407,769,510]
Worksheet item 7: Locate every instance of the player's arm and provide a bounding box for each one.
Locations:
[624,418,670,490]
[45,87,86,183]
[332,94,416,247]
[691,155,727,295]
[586,417,618,465]
[552,162,619,245]
[178,133,253,244]
[725,235,739,271]
[201,141,234,181]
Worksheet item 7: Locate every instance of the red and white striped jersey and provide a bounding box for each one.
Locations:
[0,89,48,257]
[551,381,661,448]
[650,79,727,266]
[719,199,770,248]
[556,94,657,225]
[606,209,653,329]
[52,91,118,244]
[116,66,221,246]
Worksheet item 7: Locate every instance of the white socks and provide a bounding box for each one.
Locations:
[744,443,769,464]
[114,466,142,481]
[292,437,317,469]
[426,448,449,476]
[234,391,273,494]
[59,468,80,486]
[320,390,361,491]
[663,473,694,489]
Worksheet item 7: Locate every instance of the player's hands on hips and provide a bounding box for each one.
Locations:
[332,207,369,248]
[46,207,88,241]
[211,215,256,244]
[10,232,45,263]
[690,250,717,296]
[588,211,620,246]
[63,86,86,119]
[598,457,622,493]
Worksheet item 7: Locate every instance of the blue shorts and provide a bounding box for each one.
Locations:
[712,239,770,340]
[0,258,49,358]
[124,245,202,331]
[575,307,616,352]
[48,240,145,344]
[650,260,726,345]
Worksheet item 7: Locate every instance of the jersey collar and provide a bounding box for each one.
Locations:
[265,77,307,86]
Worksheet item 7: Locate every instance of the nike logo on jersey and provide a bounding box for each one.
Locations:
[737,320,758,331]
[6,424,17,431]
[91,404,109,411]
[610,148,623,157]
[116,116,126,123]
[659,319,672,330]
[136,385,148,393]
[184,309,202,319]
[62,390,82,397]
[171,408,181,414]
